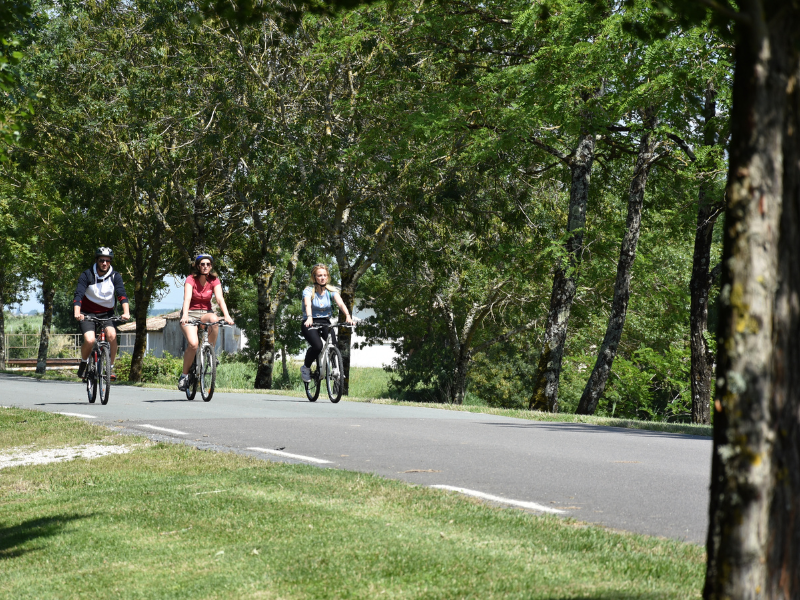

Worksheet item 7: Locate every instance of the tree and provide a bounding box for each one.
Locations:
[694,0,800,596]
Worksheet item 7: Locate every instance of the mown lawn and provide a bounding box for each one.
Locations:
[0,407,705,599]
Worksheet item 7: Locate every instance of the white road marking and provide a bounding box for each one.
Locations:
[0,444,133,470]
[138,424,189,436]
[247,447,332,465]
[430,485,567,514]
[57,412,97,419]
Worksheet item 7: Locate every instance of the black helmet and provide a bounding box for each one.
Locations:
[95,247,113,260]
[195,253,213,265]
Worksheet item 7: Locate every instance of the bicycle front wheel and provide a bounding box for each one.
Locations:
[305,362,321,402]
[325,346,344,403]
[86,356,97,403]
[200,345,216,402]
[97,346,111,405]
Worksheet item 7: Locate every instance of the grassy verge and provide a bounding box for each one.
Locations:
[1,407,704,599]
[1,366,711,437]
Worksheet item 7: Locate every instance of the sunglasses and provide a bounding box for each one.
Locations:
[97,259,111,264]
[199,262,212,267]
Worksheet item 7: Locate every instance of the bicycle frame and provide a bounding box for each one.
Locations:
[304,322,353,403]
[184,319,229,402]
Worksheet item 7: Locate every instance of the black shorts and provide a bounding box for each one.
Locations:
[78,310,117,335]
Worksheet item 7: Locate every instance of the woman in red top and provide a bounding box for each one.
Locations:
[178,254,234,391]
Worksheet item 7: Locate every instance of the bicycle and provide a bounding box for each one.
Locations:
[183,319,231,402]
[303,322,354,403]
[82,315,128,405]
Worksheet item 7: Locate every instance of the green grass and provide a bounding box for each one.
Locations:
[0,407,705,599]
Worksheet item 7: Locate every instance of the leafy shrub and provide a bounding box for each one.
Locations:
[114,351,182,383]
[468,350,532,409]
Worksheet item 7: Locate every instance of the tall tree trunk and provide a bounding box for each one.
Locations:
[126,216,164,382]
[529,133,595,412]
[254,241,304,390]
[35,278,55,375]
[689,193,721,425]
[128,283,151,381]
[0,271,6,371]
[689,84,722,425]
[767,44,800,596]
[704,2,799,596]
[576,114,658,415]
[254,264,278,389]
[450,348,470,405]
[337,284,356,396]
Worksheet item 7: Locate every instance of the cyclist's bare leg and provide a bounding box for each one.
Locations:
[202,313,220,347]
[105,327,118,363]
[181,324,199,375]
[81,331,96,360]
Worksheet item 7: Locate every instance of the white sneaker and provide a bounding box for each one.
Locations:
[300,365,311,383]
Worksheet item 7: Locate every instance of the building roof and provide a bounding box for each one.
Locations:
[118,310,181,332]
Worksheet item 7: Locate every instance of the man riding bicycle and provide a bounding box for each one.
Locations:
[300,263,354,383]
[73,247,130,380]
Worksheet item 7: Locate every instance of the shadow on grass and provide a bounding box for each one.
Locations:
[0,514,90,560]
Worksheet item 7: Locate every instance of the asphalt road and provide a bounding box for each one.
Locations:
[0,373,712,543]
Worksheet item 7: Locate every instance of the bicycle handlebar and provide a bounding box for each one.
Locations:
[306,322,356,331]
[184,319,234,328]
[82,315,131,325]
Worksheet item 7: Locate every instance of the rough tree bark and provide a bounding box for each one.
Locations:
[704,1,800,596]
[0,271,6,371]
[254,240,304,389]
[688,84,723,425]
[35,277,55,375]
[125,204,167,383]
[576,113,658,415]
[529,132,595,412]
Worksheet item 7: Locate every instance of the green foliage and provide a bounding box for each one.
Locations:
[1,0,731,419]
[114,351,182,383]
[468,346,535,410]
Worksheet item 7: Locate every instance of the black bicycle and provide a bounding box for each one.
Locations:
[183,320,231,402]
[82,315,128,405]
[304,323,353,403]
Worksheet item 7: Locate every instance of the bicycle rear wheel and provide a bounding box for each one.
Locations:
[86,355,97,403]
[305,361,321,402]
[325,346,344,403]
[200,345,216,402]
[185,368,198,400]
[97,346,111,405]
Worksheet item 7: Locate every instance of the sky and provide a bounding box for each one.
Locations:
[13,277,187,314]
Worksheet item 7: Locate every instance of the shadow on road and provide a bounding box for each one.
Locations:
[480,421,710,440]
[143,398,197,403]
[0,514,91,560]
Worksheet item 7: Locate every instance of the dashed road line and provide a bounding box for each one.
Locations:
[430,485,567,514]
[137,424,189,436]
[247,447,332,465]
[57,412,97,419]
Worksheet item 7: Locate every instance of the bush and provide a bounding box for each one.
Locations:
[115,351,182,383]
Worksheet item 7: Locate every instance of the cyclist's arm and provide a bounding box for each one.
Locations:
[303,291,313,327]
[332,292,354,324]
[113,272,131,320]
[180,280,193,325]
[213,283,234,325]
